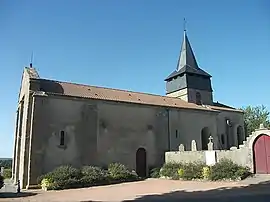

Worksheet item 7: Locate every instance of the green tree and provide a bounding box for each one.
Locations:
[241,105,270,135]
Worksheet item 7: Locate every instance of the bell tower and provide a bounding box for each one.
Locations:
[165,30,213,105]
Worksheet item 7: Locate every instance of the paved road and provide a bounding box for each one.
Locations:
[0,178,270,202]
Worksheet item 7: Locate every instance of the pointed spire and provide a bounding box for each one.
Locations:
[176,28,199,71]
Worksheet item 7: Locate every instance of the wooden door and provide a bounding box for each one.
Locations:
[254,135,270,174]
[136,148,147,177]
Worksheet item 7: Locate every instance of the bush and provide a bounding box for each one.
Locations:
[37,163,140,190]
[178,168,184,178]
[202,166,211,180]
[3,168,12,179]
[181,162,205,180]
[0,175,4,189]
[209,159,250,181]
[149,167,161,178]
[160,162,183,180]
[108,163,138,181]
[38,165,82,190]
[81,166,109,185]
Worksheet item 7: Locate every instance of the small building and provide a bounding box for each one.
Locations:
[12,30,245,188]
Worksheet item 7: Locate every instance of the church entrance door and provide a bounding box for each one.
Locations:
[254,135,270,174]
[136,148,147,177]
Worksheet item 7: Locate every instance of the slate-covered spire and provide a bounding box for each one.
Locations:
[177,30,199,71]
[165,30,211,81]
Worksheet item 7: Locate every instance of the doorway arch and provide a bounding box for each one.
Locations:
[136,148,147,177]
[237,126,244,147]
[201,127,210,150]
[253,134,270,174]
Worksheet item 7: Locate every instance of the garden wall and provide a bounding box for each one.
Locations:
[165,146,251,168]
[165,125,270,172]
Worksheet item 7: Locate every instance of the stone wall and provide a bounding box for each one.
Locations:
[165,125,270,172]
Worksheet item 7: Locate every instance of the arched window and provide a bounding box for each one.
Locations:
[60,131,65,146]
[237,126,244,147]
[201,127,210,150]
[196,92,202,105]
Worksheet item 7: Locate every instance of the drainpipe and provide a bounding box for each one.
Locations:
[167,108,171,151]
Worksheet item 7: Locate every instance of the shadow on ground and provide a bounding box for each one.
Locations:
[121,181,270,202]
[0,192,37,198]
[82,180,270,202]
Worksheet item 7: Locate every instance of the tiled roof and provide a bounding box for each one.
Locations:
[210,103,243,113]
[34,78,218,112]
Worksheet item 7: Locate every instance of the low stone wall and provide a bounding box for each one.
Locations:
[165,146,252,168]
[165,124,270,173]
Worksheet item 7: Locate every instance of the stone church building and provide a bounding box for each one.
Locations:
[12,31,245,188]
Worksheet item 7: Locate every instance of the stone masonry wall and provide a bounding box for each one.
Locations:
[165,125,270,172]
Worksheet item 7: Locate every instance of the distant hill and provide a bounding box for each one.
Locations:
[0,158,12,161]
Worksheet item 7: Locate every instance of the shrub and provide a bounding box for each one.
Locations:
[202,166,210,180]
[160,162,183,180]
[3,168,12,179]
[41,178,54,191]
[178,168,184,178]
[81,166,109,185]
[37,163,142,190]
[209,159,250,181]
[149,167,161,178]
[108,163,138,181]
[0,175,4,189]
[38,165,82,190]
[181,162,205,180]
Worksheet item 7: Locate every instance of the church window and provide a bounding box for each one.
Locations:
[196,92,202,105]
[221,134,225,145]
[175,130,178,138]
[60,131,65,146]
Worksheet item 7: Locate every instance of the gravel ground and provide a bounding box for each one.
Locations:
[0,178,270,202]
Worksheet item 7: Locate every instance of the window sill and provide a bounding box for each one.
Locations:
[57,145,67,150]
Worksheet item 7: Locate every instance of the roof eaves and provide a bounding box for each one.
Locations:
[43,92,218,113]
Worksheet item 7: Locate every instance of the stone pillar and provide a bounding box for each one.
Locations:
[20,93,34,189]
[12,109,19,180]
[14,103,24,183]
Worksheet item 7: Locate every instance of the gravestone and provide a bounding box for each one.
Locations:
[179,144,185,152]
[191,140,197,151]
[207,136,214,151]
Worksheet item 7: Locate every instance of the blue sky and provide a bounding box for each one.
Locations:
[0,0,269,157]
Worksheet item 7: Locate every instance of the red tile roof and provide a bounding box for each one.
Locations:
[32,78,242,113]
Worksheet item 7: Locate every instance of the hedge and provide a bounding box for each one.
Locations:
[3,168,12,179]
[37,163,140,190]
[159,159,250,181]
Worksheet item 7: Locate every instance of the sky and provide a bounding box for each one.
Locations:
[0,0,269,158]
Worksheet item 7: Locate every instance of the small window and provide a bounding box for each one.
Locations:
[60,131,65,146]
[175,130,178,138]
[196,92,202,105]
[221,134,225,145]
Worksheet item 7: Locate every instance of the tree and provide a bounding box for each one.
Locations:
[241,105,270,136]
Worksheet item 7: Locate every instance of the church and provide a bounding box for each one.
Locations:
[12,30,245,189]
